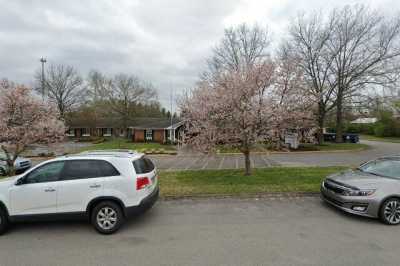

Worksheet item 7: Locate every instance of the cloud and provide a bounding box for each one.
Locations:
[0,0,398,108]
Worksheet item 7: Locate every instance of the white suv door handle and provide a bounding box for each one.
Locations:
[44,188,56,192]
[90,184,101,188]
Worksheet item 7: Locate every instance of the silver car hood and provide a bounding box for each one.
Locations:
[0,157,31,166]
[327,169,395,189]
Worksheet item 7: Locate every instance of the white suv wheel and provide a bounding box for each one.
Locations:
[91,201,124,234]
[97,207,118,230]
[0,208,8,235]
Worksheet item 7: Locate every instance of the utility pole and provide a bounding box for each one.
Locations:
[170,87,174,142]
[40,57,47,99]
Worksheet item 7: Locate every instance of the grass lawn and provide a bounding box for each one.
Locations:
[296,142,369,152]
[159,166,346,197]
[78,138,176,153]
[360,134,400,143]
[217,142,368,153]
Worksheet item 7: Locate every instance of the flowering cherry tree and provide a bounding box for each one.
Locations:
[181,62,313,175]
[0,82,66,175]
[180,24,314,175]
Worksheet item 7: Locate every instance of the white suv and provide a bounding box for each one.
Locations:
[0,150,159,234]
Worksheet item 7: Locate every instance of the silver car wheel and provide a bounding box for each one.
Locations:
[96,207,117,230]
[383,200,400,224]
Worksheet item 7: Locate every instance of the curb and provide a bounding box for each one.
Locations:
[161,192,320,201]
[217,147,368,155]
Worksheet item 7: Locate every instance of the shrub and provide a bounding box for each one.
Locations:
[346,123,375,135]
[76,136,106,143]
[37,152,55,157]
[373,122,387,137]
[373,110,400,137]
[91,137,106,144]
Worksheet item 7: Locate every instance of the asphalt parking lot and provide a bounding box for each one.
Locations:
[150,153,280,170]
[30,139,400,170]
[150,140,400,170]
[1,197,399,266]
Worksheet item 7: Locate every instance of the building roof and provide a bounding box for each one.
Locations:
[351,117,378,124]
[67,116,182,129]
[128,118,183,129]
[66,116,126,128]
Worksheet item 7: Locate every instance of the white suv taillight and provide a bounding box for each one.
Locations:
[136,176,150,190]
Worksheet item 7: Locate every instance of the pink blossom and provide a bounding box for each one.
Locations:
[0,83,66,174]
[180,60,315,175]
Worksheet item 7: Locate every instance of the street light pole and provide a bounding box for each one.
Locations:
[170,87,174,143]
[40,57,47,99]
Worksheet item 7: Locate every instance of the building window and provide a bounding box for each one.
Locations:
[103,128,112,137]
[145,130,153,141]
[66,128,75,137]
[82,128,90,137]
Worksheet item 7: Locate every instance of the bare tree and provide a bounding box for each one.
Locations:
[327,5,400,142]
[207,23,269,74]
[104,74,157,136]
[85,70,113,132]
[35,64,84,119]
[287,13,337,144]
[87,70,112,102]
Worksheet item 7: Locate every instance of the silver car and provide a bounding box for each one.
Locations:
[321,156,400,225]
[0,152,32,176]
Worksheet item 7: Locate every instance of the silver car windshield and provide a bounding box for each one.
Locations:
[359,159,400,179]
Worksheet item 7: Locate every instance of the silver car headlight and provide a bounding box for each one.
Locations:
[343,189,375,197]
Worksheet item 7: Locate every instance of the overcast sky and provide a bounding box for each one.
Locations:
[0,0,398,108]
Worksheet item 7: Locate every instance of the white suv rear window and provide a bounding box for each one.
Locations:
[133,157,155,174]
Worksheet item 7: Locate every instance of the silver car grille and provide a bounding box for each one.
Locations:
[19,161,31,168]
[324,179,354,195]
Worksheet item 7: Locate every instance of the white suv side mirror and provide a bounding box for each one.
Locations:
[15,177,25,186]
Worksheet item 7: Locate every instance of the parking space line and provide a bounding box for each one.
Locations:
[185,156,201,170]
[202,156,210,169]
[166,157,180,171]
[235,157,239,169]
[218,156,225,169]
[261,155,271,167]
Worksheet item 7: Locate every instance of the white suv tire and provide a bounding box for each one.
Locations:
[91,201,125,234]
[0,207,9,235]
[0,167,6,176]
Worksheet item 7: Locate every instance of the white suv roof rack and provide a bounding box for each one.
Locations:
[65,150,142,158]
[80,149,138,154]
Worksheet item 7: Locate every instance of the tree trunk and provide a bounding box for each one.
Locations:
[1,147,16,176]
[317,106,326,145]
[122,115,128,138]
[243,149,251,176]
[335,90,344,143]
[6,160,15,176]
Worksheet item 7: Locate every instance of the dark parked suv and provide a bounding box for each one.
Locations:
[323,133,359,143]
